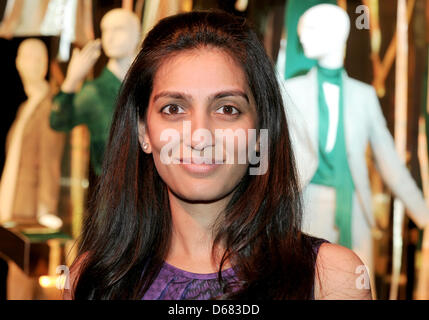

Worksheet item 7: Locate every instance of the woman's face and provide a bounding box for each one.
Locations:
[140,48,258,202]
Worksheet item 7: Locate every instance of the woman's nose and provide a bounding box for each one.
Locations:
[187,110,215,151]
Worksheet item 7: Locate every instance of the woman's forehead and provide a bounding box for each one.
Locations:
[151,48,249,96]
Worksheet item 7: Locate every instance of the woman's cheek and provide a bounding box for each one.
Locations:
[157,129,182,164]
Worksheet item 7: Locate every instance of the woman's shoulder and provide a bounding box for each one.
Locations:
[308,236,329,251]
[313,240,372,300]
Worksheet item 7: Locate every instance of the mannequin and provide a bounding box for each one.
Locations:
[282,4,429,282]
[298,4,349,157]
[50,8,141,175]
[0,39,65,300]
[0,38,64,229]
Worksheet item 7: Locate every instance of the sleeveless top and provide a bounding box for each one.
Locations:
[142,237,329,300]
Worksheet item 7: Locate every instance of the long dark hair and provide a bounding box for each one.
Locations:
[72,10,319,299]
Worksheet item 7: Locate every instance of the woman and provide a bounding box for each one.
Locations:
[65,10,371,300]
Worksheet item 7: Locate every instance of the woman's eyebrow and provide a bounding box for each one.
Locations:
[152,91,193,103]
[212,90,249,103]
[152,90,250,104]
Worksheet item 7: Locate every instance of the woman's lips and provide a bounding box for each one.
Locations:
[176,158,223,175]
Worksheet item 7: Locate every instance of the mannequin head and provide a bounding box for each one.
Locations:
[298,4,350,68]
[15,39,48,85]
[100,8,141,59]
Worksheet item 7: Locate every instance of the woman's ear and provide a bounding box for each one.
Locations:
[138,120,152,154]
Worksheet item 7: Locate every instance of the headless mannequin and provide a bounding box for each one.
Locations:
[61,8,141,93]
[298,4,350,154]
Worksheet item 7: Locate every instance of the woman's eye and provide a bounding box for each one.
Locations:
[161,104,185,115]
[215,105,240,115]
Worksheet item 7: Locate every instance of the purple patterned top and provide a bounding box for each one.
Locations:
[142,237,328,300]
[142,261,237,300]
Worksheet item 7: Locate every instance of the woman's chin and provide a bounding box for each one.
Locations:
[171,184,232,203]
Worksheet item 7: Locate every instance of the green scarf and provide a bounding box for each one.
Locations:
[311,65,355,249]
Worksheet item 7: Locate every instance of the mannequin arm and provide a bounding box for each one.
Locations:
[368,88,429,229]
[50,41,101,132]
[61,40,101,93]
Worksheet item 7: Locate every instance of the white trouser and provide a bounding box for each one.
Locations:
[301,183,374,290]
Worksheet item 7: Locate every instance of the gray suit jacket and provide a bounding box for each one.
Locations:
[280,67,429,229]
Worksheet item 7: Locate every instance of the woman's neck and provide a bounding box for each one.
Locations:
[165,190,233,273]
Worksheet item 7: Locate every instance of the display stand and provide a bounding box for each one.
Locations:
[0,224,72,279]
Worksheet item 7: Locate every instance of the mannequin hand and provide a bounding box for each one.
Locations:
[61,39,102,93]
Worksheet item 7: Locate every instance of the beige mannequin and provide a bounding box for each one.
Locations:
[61,8,141,94]
[0,39,64,230]
[0,39,67,300]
